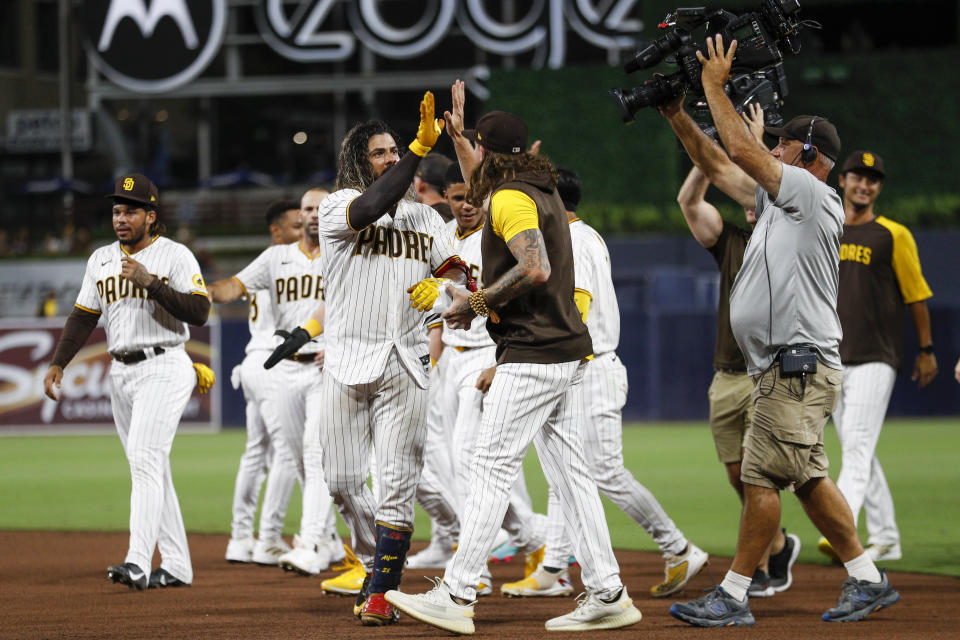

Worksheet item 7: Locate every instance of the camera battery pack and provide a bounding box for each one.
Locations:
[779,345,818,377]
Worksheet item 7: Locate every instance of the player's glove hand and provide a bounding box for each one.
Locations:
[409,91,445,157]
[407,277,451,312]
[193,362,215,394]
[264,327,311,369]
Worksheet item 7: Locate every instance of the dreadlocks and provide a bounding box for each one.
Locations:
[465,151,558,208]
[336,120,407,193]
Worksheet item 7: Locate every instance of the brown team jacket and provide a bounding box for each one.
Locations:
[481,170,593,364]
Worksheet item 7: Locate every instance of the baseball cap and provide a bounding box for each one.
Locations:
[463,111,528,155]
[109,173,159,208]
[764,115,841,161]
[443,162,465,188]
[415,154,453,191]
[841,150,885,179]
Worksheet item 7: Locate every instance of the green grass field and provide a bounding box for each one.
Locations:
[1,418,957,577]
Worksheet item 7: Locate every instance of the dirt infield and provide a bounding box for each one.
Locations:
[1,531,956,639]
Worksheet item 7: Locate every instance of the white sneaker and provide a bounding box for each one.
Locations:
[323,532,346,565]
[651,542,709,598]
[225,536,255,563]
[278,536,330,575]
[406,538,455,569]
[865,542,902,562]
[544,587,643,631]
[252,537,291,566]
[502,564,574,597]
[385,578,476,635]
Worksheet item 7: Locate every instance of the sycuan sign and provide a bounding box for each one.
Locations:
[84,0,643,93]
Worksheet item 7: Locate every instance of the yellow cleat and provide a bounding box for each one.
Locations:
[330,544,360,573]
[524,545,545,578]
[818,537,842,565]
[650,543,708,598]
[501,564,574,597]
[322,545,367,596]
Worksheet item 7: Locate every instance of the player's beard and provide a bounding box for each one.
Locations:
[118,224,146,248]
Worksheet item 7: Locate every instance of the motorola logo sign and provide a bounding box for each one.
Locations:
[83,0,227,93]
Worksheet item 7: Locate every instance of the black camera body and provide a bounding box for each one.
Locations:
[778,344,818,377]
[610,0,808,127]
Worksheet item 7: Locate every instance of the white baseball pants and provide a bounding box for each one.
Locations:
[319,348,429,568]
[109,347,194,582]
[544,353,687,567]
[832,362,900,546]
[229,350,297,541]
[444,359,622,600]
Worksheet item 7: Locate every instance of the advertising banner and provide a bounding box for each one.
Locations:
[0,319,219,434]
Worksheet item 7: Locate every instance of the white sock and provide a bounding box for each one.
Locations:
[720,571,752,602]
[844,552,882,583]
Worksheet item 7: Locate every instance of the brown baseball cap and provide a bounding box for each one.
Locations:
[841,150,885,179]
[463,111,528,155]
[416,154,453,191]
[764,115,841,161]
[109,173,159,208]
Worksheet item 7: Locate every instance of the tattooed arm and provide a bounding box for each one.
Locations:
[442,227,550,329]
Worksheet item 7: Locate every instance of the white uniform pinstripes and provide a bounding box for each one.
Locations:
[541,220,688,567]
[445,360,622,599]
[74,235,206,582]
[832,362,899,546]
[234,242,336,548]
[317,190,456,568]
[229,291,298,542]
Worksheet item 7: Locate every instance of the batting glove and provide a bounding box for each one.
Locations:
[264,327,311,369]
[193,362,216,394]
[407,277,451,312]
[409,91,445,157]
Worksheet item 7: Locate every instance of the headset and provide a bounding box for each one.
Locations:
[800,116,819,164]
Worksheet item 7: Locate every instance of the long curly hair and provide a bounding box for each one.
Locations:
[335,120,405,192]
[466,151,558,208]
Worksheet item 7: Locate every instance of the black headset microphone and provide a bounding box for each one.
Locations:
[800,116,819,164]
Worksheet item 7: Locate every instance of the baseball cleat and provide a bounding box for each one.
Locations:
[865,542,902,562]
[385,578,476,635]
[148,568,189,588]
[670,586,754,627]
[406,538,455,569]
[650,543,708,598]
[818,536,842,565]
[225,536,255,563]
[252,537,291,566]
[502,564,574,597]
[545,587,643,631]
[822,569,900,622]
[322,533,347,566]
[329,544,360,573]
[476,581,492,597]
[359,592,399,626]
[107,562,148,591]
[524,545,545,578]
[490,540,519,564]
[279,536,330,576]
[748,568,774,598]
[322,565,367,596]
[769,531,801,592]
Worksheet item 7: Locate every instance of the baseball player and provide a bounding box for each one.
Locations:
[222,201,302,564]
[267,93,474,626]
[414,153,455,222]
[386,108,641,634]
[818,151,936,564]
[43,173,210,590]
[676,104,800,597]
[502,168,708,599]
[208,187,343,575]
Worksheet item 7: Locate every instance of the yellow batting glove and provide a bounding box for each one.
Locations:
[409,91,445,157]
[193,362,215,394]
[406,277,449,312]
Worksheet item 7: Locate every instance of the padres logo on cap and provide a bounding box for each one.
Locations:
[862,153,875,167]
[123,177,135,191]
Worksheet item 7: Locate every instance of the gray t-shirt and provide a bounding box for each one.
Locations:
[729,164,844,375]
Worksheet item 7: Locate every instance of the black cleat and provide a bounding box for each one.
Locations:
[148,568,189,588]
[107,563,148,590]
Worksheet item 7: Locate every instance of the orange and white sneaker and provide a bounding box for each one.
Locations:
[501,564,574,597]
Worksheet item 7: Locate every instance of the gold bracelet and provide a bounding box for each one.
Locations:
[468,289,500,323]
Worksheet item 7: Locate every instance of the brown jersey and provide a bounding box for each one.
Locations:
[707,222,751,372]
[837,215,932,368]
[481,170,592,364]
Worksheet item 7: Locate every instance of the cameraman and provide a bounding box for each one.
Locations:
[660,35,898,627]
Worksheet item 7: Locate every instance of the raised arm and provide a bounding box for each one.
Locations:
[445,80,483,182]
[207,276,246,303]
[678,166,724,248]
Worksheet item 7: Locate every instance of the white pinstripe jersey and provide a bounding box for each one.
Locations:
[74,235,207,353]
[570,219,619,355]
[234,241,324,355]
[442,219,494,350]
[244,289,276,353]
[318,189,456,388]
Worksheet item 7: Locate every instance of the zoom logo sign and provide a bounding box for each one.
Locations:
[83,0,227,93]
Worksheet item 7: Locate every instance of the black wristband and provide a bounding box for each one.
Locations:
[918,344,935,355]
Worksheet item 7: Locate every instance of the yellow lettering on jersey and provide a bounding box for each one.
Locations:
[352,225,432,264]
[839,243,872,265]
[372,226,389,255]
[403,230,420,261]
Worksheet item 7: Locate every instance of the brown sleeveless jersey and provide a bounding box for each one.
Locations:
[481,170,593,364]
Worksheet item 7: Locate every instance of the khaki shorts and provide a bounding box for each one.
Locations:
[708,370,754,463]
[741,365,842,491]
